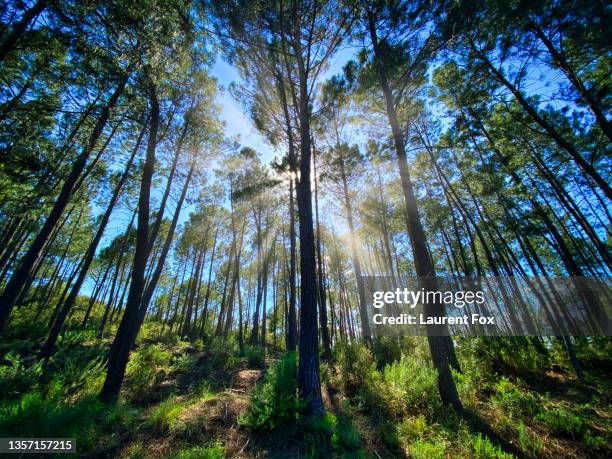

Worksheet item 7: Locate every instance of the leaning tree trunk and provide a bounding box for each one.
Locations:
[367,10,461,410]
[0,73,129,333]
[100,79,158,404]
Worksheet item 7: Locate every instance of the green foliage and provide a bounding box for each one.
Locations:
[333,341,376,395]
[458,337,549,378]
[243,345,265,368]
[48,356,107,398]
[397,415,428,441]
[0,352,42,399]
[126,344,172,403]
[240,352,303,431]
[472,434,514,459]
[407,439,447,459]
[516,422,544,456]
[371,336,404,367]
[171,442,226,459]
[370,354,441,419]
[536,407,584,437]
[332,416,362,451]
[491,377,540,417]
[203,337,239,371]
[0,392,104,451]
[147,396,186,433]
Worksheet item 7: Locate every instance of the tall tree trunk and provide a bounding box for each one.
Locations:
[100,79,158,404]
[366,9,461,410]
[338,151,373,345]
[0,73,129,333]
[313,146,332,360]
[294,43,324,416]
[287,172,298,351]
[40,124,144,358]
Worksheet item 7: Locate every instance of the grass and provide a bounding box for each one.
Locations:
[171,442,226,459]
[0,314,610,458]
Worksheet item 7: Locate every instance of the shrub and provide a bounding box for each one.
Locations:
[240,352,304,431]
[147,396,186,433]
[472,433,514,459]
[203,337,238,371]
[372,354,440,418]
[126,344,172,403]
[457,337,548,378]
[397,415,428,441]
[491,377,540,417]
[536,407,584,437]
[371,336,404,367]
[333,341,376,395]
[0,352,42,400]
[407,439,447,459]
[243,345,265,368]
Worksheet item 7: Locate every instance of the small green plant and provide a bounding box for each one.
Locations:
[408,439,447,459]
[374,354,440,418]
[240,352,304,431]
[171,442,225,459]
[472,433,514,459]
[517,422,544,456]
[492,377,540,417]
[0,392,105,452]
[332,416,362,451]
[147,396,186,432]
[126,344,172,403]
[333,341,376,395]
[243,345,265,367]
[398,415,428,441]
[536,407,584,437]
[0,352,42,399]
[583,430,607,449]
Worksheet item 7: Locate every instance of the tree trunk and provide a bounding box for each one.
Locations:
[367,9,461,410]
[100,79,158,404]
[0,73,129,333]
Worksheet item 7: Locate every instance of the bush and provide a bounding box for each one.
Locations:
[243,345,265,368]
[407,439,447,459]
[491,377,540,417]
[333,341,376,395]
[536,407,584,437]
[397,415,428,441]
[371,336,404,367]
[370,354,440,418]
[0,352,42,400]
[240,352,304,431]
[126,344,172,403]
[203,337,238,371]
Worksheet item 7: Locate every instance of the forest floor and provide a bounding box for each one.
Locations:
[78,340,610,459]
[1,318,610,459]
[104,347,398,458]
